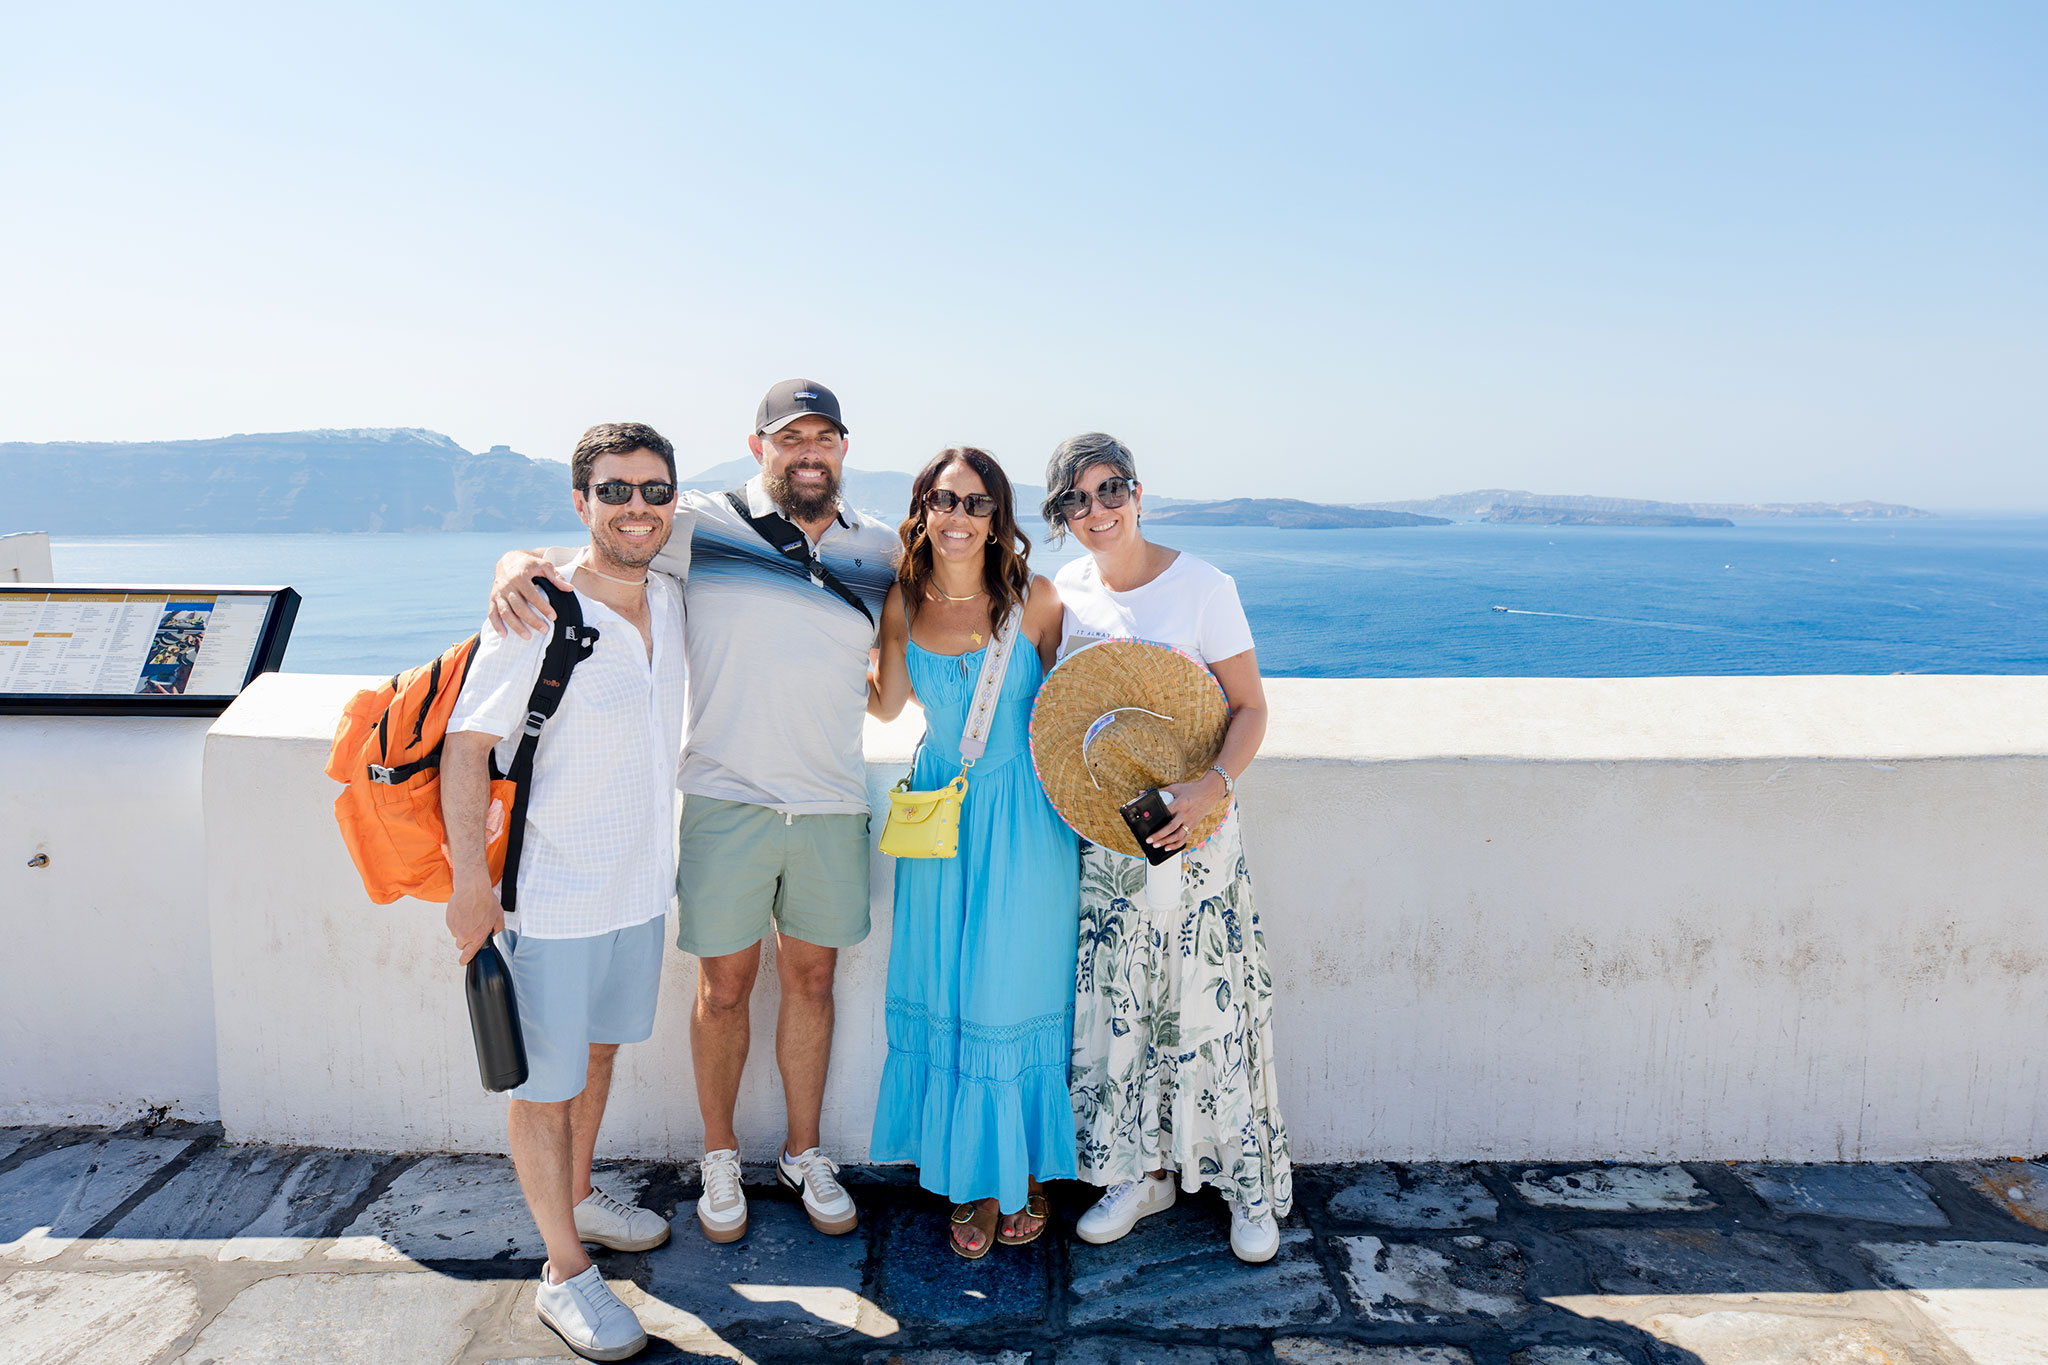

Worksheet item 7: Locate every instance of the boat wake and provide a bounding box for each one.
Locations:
[1490,607,1742,635]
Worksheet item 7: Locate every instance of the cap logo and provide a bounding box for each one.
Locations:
[793,390,818,400]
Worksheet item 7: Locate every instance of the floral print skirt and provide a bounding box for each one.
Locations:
[1069,806,1293,1216]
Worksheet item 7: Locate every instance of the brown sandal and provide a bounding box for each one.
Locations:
[949,1200,998,1259]
[997,1190,1050,1247]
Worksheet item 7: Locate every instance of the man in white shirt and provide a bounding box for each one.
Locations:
[444,422,688,1362]
[486,382,897,1249]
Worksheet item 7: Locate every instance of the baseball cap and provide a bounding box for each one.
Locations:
[756,378,848,436]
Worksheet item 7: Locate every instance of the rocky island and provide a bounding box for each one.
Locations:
[1145,498,1450,529]
[0,429,584,534]
[1484,506,1734,527]
[1367,489,1930,523]
[0,430,1932,535]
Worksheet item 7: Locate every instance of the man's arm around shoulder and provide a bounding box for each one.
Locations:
[486,506,695,638]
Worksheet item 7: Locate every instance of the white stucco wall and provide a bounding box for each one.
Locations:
[202,673,909,1162]
[0,714,220,1123]
[0,532,55,582]
[1255,677,2048,1162]
[196,671,2048,1163]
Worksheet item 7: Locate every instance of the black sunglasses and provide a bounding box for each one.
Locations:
[923,489,997,518]
[588,479,676,506]
[1054,476,1135,521]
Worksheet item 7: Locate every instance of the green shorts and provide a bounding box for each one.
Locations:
[674,795,872,958]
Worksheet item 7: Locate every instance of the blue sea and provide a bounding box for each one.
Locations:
[45,519,2048,678]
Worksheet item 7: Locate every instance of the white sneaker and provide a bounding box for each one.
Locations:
[535,1261,648,1361]
[778,1146,859,1235]
[575,1186,670,1252]
[1228,1197,1280,1263]
[696,1148,747,1244]
[1075,1173,1176,1245]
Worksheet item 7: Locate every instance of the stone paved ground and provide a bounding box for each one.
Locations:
[7,1123,2048,1363]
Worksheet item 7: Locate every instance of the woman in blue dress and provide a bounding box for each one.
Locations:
[867,446,1078,1257]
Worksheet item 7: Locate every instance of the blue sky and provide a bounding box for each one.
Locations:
[2,2,2042,508]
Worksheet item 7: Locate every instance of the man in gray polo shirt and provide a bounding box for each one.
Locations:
[489,380,897,1247]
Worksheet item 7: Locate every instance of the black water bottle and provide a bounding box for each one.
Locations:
[465,938,529,1092]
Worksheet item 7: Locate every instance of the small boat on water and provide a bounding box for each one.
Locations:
[1491,604,1507,612]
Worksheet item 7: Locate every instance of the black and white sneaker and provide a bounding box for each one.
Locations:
[778,1146,858,1235]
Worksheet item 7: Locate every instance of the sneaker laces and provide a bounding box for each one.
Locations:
[702,1150,743,1209]
[581,1187,637,1222]
[1097,1180,1141,1215]
[788,1148,846,1202]
[572,1269,637,1334]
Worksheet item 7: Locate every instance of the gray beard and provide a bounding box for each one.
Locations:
[765,466,840,522]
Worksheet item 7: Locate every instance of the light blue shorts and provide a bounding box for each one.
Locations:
[499,916,665,1103]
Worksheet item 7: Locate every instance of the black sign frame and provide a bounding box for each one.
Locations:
[0,584,301,717]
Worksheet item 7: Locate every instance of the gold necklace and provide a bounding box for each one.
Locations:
[926,586,989,644]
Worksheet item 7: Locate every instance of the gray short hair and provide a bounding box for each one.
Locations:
[1041,432,1139,539]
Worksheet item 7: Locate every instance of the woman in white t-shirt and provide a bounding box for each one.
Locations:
[1040,433,1292,1264]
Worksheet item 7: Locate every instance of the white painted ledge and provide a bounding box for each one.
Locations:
[1262,674,2048,762]
[14,671,2048,1161]
[217,671,2048,760]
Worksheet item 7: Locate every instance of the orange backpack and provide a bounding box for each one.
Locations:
[326,580,597,906]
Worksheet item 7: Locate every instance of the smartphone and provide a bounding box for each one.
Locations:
[1119,788,1179,866]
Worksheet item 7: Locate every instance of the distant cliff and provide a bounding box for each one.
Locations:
[676,457,1051,526]
[0,430,1932,535]
[0,429,585,533]
[1368,489,1932,521]
[0,431,1039,534]
[1147,499,1450,529]
[1484,507,1735,527]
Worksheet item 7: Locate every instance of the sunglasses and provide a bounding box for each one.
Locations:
[1054,476,1136,521]
[923,489,998,518]
[587,479,676,506]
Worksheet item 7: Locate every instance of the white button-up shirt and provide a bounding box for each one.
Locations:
[448,573,686,939]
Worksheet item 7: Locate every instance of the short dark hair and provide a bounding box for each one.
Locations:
[571,422,676,489]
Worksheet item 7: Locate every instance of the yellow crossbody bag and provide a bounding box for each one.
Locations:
[879,772,968,859]
[879,605,1023,860]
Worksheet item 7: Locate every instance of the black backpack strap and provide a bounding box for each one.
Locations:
[724,488,875,628]
[497,577,599,916]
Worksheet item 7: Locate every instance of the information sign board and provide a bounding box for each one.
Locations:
[0,584,300,716]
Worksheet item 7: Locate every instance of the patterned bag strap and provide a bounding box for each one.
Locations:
[956,604,1025,769]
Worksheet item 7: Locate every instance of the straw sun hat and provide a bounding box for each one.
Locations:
[1029,639,1231,857]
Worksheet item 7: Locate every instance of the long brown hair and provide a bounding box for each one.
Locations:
[896,447,1033,630]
